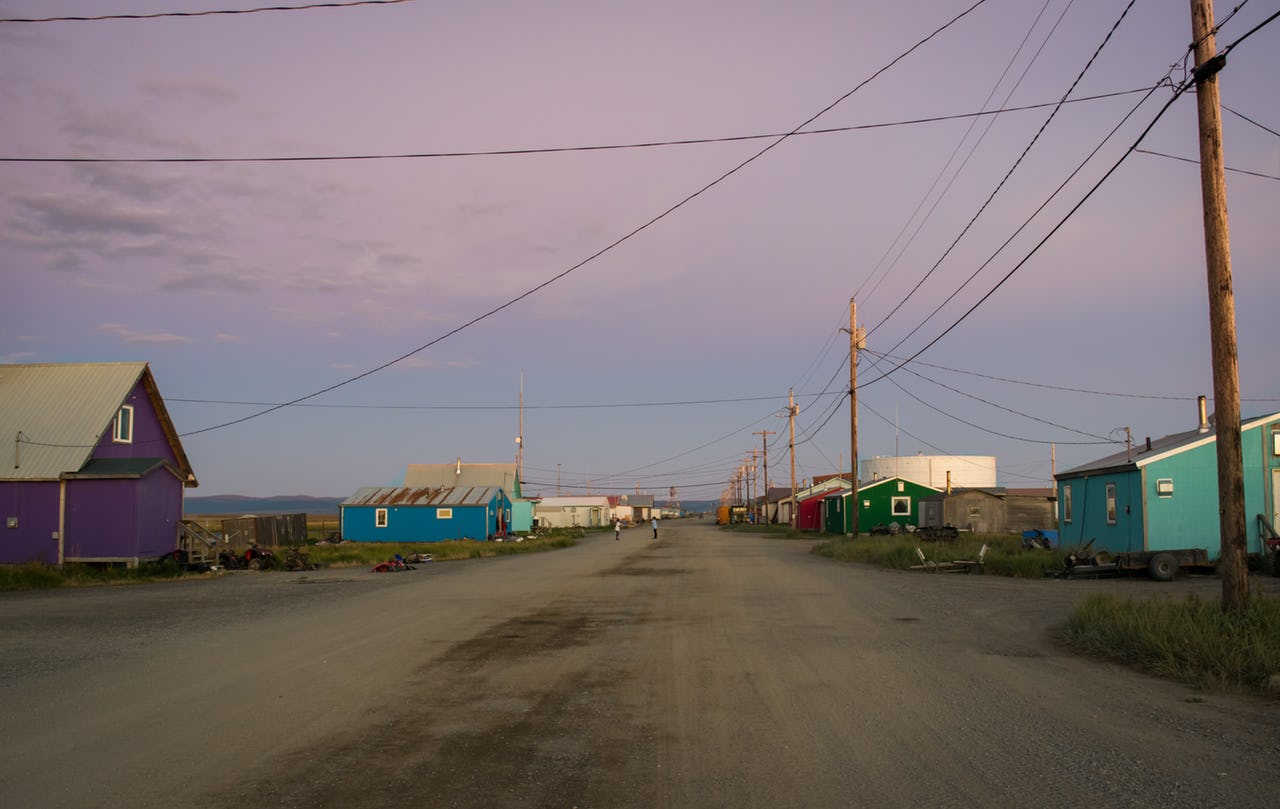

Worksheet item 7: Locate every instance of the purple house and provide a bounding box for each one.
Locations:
[1,362,197,566]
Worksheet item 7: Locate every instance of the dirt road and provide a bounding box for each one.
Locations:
[2,520,1278,808]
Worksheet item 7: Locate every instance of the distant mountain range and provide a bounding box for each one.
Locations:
[184,494,344,516]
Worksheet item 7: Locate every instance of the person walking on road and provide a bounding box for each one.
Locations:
[615,519,621,541]
[651,517,658,539]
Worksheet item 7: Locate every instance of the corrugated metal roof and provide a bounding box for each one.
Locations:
[1,362,147,480]
[341,485,503,508]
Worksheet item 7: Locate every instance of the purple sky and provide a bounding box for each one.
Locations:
[3,0,1278,500]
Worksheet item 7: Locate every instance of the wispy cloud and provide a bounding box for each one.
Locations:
[99,322,190,345]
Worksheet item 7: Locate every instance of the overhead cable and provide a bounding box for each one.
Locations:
[0,1,411,23]
[177,0,993,438]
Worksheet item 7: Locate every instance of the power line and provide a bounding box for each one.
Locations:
[170,393,792,410]
[855,0,1071,306]
[862,72,1196,390]
[1223,104,1280,139]
[866,0,1139,342]
[862,350,1112,442]
[177,0,993,439]
[0,0,411,23]
[0,91,1152,165]
[1134,147,1280,181]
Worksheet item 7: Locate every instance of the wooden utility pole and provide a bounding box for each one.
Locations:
[843,299,864,537]
[1190,0,1247,612]
[787,389,799,530]
[754,429,775,523]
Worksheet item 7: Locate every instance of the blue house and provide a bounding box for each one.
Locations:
[1054,408,1280,561]
[340,485,512,543]
[402,461,532,534]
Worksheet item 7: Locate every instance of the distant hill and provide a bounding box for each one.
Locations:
[184,494,344,516]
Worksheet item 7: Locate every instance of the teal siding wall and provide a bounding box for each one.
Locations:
[1059,417,1280,561]
[1057,470,1144,555]
[1143,442,1221,554]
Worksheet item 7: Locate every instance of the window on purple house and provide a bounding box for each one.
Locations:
[113,405,134,444]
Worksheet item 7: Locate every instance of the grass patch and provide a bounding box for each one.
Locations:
[0,559,192,591]
[811,534,1061,578]
[307,531,580,567]
[1064,593,1280,694]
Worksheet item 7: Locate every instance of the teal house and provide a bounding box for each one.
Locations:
[1054,407,1280,561]
[341,485,512,543]
[823,476,941,534]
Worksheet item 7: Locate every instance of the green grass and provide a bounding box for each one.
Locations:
[306,531,581,567]
[0,559,191,591]
[810,534,1062,578]
[1064,592,1280,694]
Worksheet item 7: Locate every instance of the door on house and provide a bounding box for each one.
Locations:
[1273,469,1280,532]
[921,501,942,528]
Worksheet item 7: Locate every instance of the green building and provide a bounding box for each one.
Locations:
[823,476,942,534]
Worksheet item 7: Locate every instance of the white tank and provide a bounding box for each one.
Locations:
[859,455,996,490]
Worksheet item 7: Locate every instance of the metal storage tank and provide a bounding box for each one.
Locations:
[860,455,996,490]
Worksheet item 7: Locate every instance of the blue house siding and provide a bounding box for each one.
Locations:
[340,486,512,543]
[1057,413,1280,561]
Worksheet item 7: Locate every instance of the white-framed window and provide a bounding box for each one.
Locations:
[438,508,453,519]
[113,405,134,444]
[896,481,905,492]
[1063,485,1072,524]
[375,508,388,528]
[1106,482,1117,525]
[891,496,910,515]
[1156,478,1174,498]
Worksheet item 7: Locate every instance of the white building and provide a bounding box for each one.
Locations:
[533,496,612,528]
[860,455,996,490]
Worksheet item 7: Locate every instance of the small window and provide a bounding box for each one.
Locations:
[438,508,453,520]
[896,481,905,492]
[1273,429,1280,456]
[1106,483,1117,525]
[862,499,870,509]
[113,405,134,444]
[891,497,910,515]
[1156,478,1174,498]
[1063,485,1072,524]
[375,508,388,528]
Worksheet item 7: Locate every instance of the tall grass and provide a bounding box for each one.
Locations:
[1065,593,1280,693]
[305,534,578,567]
[812,534,1061,578]
[0,559,189,591]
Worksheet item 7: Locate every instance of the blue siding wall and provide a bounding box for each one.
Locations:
[1057,470,1144,555]
[1143,442,1221,555]
[342,504,493,542]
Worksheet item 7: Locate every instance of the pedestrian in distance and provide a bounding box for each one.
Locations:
[615,519,621,541]
[651,517,658,539]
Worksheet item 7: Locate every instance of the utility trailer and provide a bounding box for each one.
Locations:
[1060,540,1211,581]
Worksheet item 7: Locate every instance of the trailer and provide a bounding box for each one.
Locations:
[1060,539,1212,581]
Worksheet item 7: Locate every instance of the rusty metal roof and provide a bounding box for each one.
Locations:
[341,485,504,508]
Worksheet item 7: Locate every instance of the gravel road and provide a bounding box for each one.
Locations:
[2,519,1278,809]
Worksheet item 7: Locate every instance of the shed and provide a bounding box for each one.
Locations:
[920,487,1057,534]
[340,485,512,543]
[0,362,197,566]
[1054,408,1280,561]
[220,513,308,551]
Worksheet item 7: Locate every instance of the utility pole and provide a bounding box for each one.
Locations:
[1190,0,1247,612]
[754,429,775,523]
[842,299,865,537]
[787,389,799,530]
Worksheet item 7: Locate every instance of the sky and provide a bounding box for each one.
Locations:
[2,0,1278,501]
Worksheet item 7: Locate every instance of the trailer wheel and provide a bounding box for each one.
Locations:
[1270,550,1280,578]
[1148,552,1178,582]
